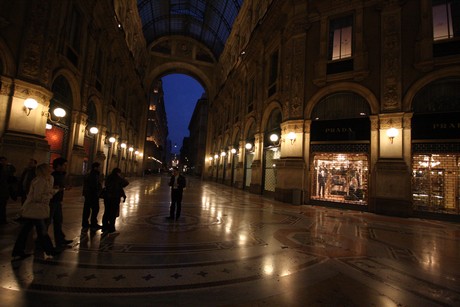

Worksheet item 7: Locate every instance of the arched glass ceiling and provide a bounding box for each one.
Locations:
[137,0,244,59]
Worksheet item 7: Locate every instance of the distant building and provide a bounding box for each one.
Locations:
[188,94,208,177]
[145,80,168,173]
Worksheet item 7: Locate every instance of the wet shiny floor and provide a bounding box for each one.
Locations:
[1,175,459,306]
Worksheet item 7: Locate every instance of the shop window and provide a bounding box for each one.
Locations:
[412,154,459,214]
[311,153,368,205]
[432,0,460,57]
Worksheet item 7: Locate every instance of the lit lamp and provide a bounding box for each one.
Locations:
[129,146,134,152]
[120,143,127,149]
[231,148,237,154]
[23,98,38,116]
[44,107,66,124]
[270,133,280,146]
[108,136,116,144]
[386,127,398,144]
[245,143,253,150]
[287,132,296,145]
[86,126,99,136]
[221,151,226,157]
[214,154,219,159]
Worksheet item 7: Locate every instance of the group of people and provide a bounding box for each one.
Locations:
[11,157,74,260]
[6,156,186,261]
[7,156,129,261]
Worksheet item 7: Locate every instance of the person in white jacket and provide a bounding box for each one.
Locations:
[12,163,61,260]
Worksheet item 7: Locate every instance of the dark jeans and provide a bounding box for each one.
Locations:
[169,189,183,219]
[102,197,120,232]
[13,218,55,255]
[82,196,100,227]
[48,201,66,244]
[0,198,7,223]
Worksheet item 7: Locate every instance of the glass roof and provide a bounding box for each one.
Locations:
[137,0,244,59]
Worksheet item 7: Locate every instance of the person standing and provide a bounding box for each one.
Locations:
[102,167,129,235]
[19,158,37,204]
[167,167,186,221]
[12,163,60,260]
[0,156,16,224]
[49,157,73,247]
[81,162,103,231]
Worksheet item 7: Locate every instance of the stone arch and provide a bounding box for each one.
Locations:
[305,82,379,119]
[403,67,460,112]
[87,93,104,125]
[261,100,283,132]
[231,126,241,147]
[0,37,16,76]
[51,69,82,111]
[144,61,213,99]
[243,116,257,141]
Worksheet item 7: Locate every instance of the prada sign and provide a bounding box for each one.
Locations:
[412,112,460,140]
[311,118,370,142]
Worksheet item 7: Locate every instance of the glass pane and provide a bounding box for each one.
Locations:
[311,153,368,205]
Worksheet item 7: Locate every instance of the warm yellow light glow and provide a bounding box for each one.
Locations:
[386,127,398,144]
[89,127,99,134]
[245,143,252,150]
[53,107,66,118]
[108,137,116,143]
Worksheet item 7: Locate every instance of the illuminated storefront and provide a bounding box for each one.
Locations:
[309,93,371,208]
[411,78,460,216]
[311,153,368,205]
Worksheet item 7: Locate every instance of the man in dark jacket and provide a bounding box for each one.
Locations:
[81,162,103,231]
[49,157,73,247]
[102,167,129,234]
[167,167,186,221]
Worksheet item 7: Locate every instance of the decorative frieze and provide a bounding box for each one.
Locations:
[381,8,402,111]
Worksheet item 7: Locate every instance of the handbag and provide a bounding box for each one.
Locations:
[21,197,49,219]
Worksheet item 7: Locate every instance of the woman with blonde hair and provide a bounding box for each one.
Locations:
[12,163,60,260]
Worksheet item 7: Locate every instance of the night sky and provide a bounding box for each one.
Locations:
[162,74,204,153]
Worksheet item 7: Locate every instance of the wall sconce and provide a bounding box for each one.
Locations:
[269,133,280,146]
[386,127,398,144]
[209,156,213,161]
[128,146,134,153]
[286,132,296,145]
[221,151,226,157]
[86,126,99,136]
[214,154,219,159]
[134,150,139,155]
[23,98,38,116]
[245,143,253,150]
[108,136,116,144]
[43,107,66,124]
[231,148,237,154]
[120,142,127,149]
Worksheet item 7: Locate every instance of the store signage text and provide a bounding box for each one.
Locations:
[412,112,460,140]
[311,118,370,142]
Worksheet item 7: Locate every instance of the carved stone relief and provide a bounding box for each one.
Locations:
[381,12,401,111]
[19,1,49,80]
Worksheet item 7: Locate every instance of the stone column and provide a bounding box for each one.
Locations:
[249,132,263,194]
[370,113,412,217]
[275,120,305,204]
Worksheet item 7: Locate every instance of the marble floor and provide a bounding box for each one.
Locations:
[1,174,459,307]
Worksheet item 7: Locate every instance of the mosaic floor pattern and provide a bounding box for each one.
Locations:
[1,175,459,306]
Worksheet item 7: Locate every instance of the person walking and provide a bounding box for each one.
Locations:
[12,163,60,260]
[0,156,16,224]
[167,167,186,221]
[102,168,128,235]
[81,162,103,231]
[49,157,73,247]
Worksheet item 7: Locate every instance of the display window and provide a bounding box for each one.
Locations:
[311,153,369,205]
[412,154,459,214]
